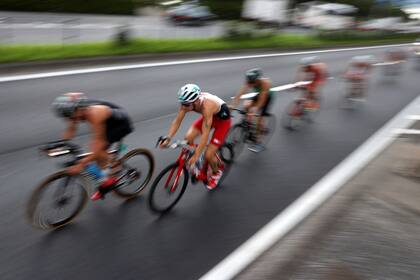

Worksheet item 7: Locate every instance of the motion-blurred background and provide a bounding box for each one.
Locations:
[0,0,419,44]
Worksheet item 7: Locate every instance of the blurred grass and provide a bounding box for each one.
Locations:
[0,33,418,64]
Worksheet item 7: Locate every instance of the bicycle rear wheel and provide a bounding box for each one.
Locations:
[113,148,155,199]
[26,171,89,230]
[148,162,189,214]
[219,141,235,164]
[213,147,234,189]
[225,124,246,159]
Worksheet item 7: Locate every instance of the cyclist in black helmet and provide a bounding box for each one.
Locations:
[230,68,274,153]
[52,92,133,201]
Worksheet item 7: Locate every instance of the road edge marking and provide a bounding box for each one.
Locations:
[0,43,410,83]
[199,94,420,280]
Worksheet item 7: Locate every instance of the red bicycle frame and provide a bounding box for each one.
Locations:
[164,148,189,193]
[163,144,222,192]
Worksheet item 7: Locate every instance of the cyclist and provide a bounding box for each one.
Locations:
[296,56,327,110]
[158,84,231,190]
[343,55,373,100]
[231,68,274,153]
[52,92,133,201]
[384,49,406,76]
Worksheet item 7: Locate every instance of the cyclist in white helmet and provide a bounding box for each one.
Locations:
[343,55,373,100]
[296,56,327,110]
[158,84,231,190]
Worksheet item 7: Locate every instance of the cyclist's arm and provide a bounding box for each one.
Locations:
[167,107,187,139]
[195,103,215,156]
[295,68,305,83]
[62,120,77,140]
[78,116,108,168]
[231,84,250,108]
[254,79,270,111]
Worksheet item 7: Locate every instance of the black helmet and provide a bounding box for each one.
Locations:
[245,68,262,84]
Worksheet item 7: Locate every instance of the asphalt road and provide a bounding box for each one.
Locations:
[0,46,419,280]
[0,11,224,44]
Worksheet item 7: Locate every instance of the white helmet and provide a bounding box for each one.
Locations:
[177,84,201,104]
[300,56,319,66]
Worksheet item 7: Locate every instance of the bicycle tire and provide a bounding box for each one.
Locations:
[214,145,234,189]
[113,148,155,199]
[148,162,189,214]
[26,171,89,230]
[225,124,246,159]
[259,114,276,147]
[219,142,235,164]
[282,101,304,131]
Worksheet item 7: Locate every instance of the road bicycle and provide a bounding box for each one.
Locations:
[282,88,321,131]
[148,139,233,214]
[340,76,368,110]
[225,108,276,158]
[27,140,154,230]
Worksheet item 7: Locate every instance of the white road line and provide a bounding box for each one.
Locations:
[394,128,420,135]
[236,81,310,100]
[199,94,420,280]
[372,60,405,66]
[0,43,410,83]
[406,115,420,120]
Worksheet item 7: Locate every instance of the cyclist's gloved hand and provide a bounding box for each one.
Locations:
[40,139,67,152]
[157,136,171,148]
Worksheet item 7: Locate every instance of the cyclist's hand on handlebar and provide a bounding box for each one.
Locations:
[157,136,171,149]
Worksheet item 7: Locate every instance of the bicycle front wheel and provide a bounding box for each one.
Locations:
[259,114,276,147]
[148,162,189,214]
[282,101,304,131]
[26,171,89,230]
[113,148,155,199]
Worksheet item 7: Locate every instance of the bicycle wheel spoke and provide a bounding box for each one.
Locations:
[27,173,88,229]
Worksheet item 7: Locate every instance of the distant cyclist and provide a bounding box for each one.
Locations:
[158,84,231,190]
[52,92,133,200]
[384,49,406,76]
[296,56,327,110]
[231,68,274,153]
[343,55,373,100]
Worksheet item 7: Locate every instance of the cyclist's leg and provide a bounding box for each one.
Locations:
[243,99,257,123]
[205,118,231,173]
[205,144,220,174]
[255,94,272,142]
[185,116,203,144]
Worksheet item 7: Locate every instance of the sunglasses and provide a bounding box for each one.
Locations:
[181,102,193,107]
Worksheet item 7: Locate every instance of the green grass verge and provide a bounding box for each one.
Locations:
[0,33,418,64]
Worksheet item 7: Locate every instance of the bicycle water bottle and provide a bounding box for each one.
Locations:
[119,143,127,153]
[85,163,105,180]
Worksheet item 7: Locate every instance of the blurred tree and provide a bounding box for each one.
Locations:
[0,0,136,15]
[203,0,244,19]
